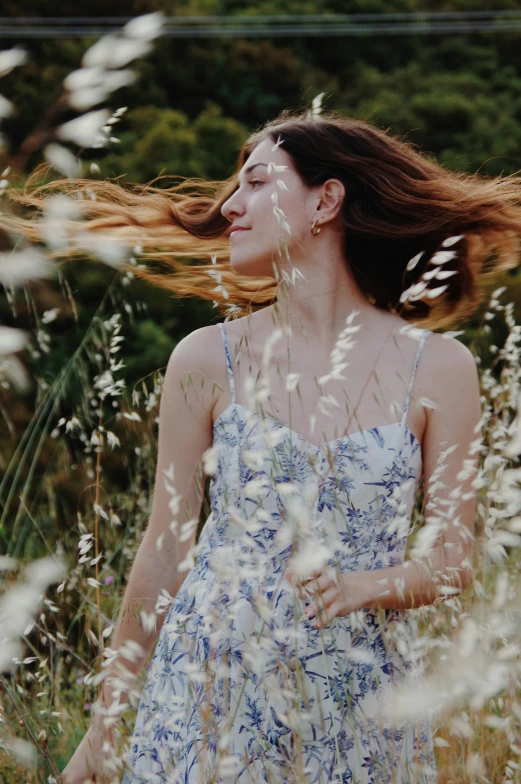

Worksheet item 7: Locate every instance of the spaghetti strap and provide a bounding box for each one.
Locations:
[218,323,236,406]
[401,330,429,426]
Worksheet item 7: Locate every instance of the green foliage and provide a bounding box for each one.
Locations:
[102,102,248,182]
[2,0,521,561]
[2,4,521,781]
[2,3,521,773]
[343,60,521,176]
[2,1,521,535]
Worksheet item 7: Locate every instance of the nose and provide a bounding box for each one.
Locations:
[221,187,246,223]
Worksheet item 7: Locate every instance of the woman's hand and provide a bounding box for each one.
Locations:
[285,568,370,629]
[61,720,112,784]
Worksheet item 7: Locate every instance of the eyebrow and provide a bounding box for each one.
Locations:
[238,162,268,180]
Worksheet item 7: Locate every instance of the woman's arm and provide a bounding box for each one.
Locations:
[99,325,219,711]
[62,325,219,782]
[287,334,482,625]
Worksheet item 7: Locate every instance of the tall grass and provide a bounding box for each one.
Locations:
[0,271,520,782]
[0,14,521,783]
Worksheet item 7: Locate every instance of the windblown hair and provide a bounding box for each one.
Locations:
[4,107,521,327]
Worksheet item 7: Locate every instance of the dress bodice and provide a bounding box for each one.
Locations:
[200,323,428,577]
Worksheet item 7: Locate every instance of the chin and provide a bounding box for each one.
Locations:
[229,252,275,279]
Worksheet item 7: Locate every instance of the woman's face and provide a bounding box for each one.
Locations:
[220,137,318,278]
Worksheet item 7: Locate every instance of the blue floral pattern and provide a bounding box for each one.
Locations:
[123,324,437,783]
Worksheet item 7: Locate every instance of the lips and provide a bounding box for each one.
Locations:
[230,228,250,236]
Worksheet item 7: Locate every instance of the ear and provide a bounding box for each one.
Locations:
[317,178,346,222]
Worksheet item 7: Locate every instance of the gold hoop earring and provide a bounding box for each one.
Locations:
[310,220,321,235]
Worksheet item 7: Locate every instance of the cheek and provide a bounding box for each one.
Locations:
[255,192,278,221]
[275,193,308,234]
[257,198,303,239]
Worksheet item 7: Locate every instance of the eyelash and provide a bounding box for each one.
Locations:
[249,180,263,188]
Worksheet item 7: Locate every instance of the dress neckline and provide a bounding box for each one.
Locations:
[213,401,421,453]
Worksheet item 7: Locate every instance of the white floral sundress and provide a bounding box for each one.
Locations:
[123,324,437,784]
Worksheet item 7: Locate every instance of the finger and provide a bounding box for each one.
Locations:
[296,582,318,600]
[301,567,323,583]
[293,568,338,599]
[314,601,340,629]
[286,568,320,586]
[289,571,324,598]
[305,571,336,595]
[304,587,337,620]
[297,587,313,601]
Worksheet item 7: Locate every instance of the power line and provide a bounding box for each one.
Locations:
[5,11,521,21]
[1,12,521,38]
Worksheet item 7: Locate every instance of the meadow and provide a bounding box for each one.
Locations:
[1,6,521,783]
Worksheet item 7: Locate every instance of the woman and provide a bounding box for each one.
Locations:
[45,108,521,782]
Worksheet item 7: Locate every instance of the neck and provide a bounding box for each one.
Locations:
[271,264,375,344]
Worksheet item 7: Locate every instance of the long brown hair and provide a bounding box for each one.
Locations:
[4,107,521,327]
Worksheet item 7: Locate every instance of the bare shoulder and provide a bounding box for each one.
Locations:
[422,331,478,379]
[163,324,226,414]
[419,331,481,432]
[166,323,223,373]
